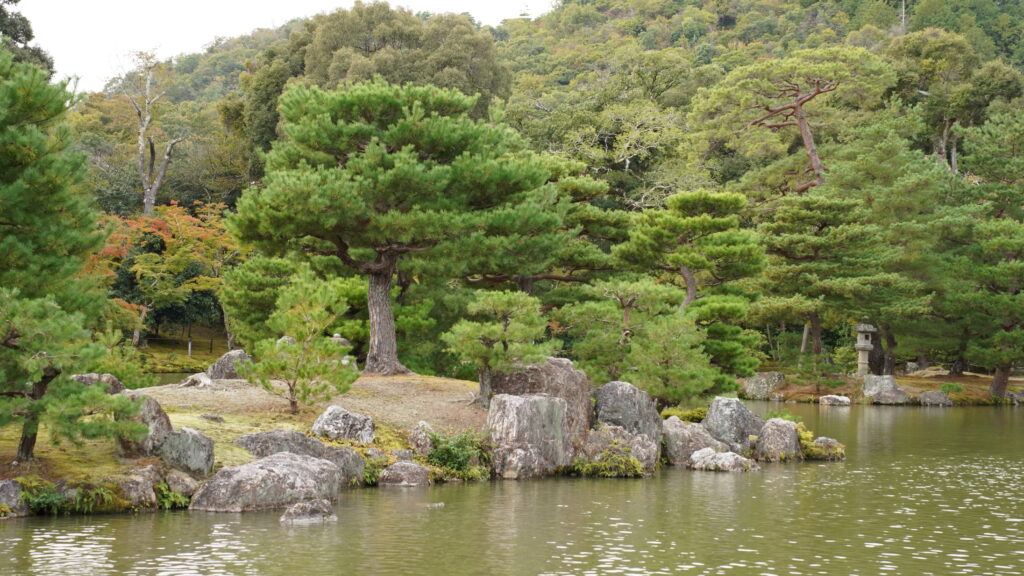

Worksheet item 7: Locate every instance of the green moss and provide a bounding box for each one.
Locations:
[570,452,645,478]
[797,423,845,461]
[660,405,707,422]
[0,504,11,518]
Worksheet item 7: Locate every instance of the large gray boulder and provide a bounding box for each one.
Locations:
[206,349,251,380]
[807,437,846,461]
[159,427,215,478]
[662,416,728,466]
[689,448,761,472]
[872,388,912,405]
[753,418,803,462]
[164,469,200,498]
[408,421,435,458]
[580,424,658,476]
[919,390,953,406]
[180,372,213,388]
[190,453,343,512]
[0,479,28,518]
[378,462,431,487]
[863,374,900,398]
[819,394,851,406]
[593,381,663,446]
[488,394,571,479]
[702,397,765,454]
[236,429,364,486]
[311,405,375,444]
[489,357,591,452]
[740,372,786,400]
[117,391,174,457]
[70,373,126,394]
[280,499,337,525]
[117,475,157,510]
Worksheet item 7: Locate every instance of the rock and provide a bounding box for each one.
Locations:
[280,499,337,525]
[365,447,387,461]
[134,464,163,485]
[662,417,728,466]
[488,394,571,479]
[409,421,435,457]
[702,397,765,454]
[0,479,28,518]
[753,418,803,462]
[70,373,125,394]
[117,475,157,510]
[689,447,761,472]
[311,405,375,444]
[580,425,658,476]
[159,427,215,478]
[189,452,343,512]
[378,461,431,486]
[200,413,225,423]
[872,388,912,405]
[489,357,591,452]
[117,391,173,457]
[905,361,920,374]
[164,469,200,498]
[180,373,213,388]
[919,390,953,406]
[740,372,786,400]
[806,437,846,461]
[206,350,251,380]
[593,381,663,446]
[391,449,415,461]
[236,430,364,486]
[1010,391,1024,406]
[819,395,851,406]
[331,334,352,348]
[277,335,297,346]
[862,374,899,398]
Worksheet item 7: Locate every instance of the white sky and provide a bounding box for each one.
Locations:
[19,1,554,92]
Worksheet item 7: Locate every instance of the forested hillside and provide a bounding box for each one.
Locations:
[5,0,1022,444]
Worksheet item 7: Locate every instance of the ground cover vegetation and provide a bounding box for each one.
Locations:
[3,0,1023,448]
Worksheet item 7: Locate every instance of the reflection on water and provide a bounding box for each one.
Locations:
[2,405,1021,575]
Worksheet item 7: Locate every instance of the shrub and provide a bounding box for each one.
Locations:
[427,431,491,481]
[570,452,645,478]
[71,485,115,514]
[939,382,964,394]
[18,477,64,516]
[155,482,190,510]
[660,405,707,422]
[767,409,801,422]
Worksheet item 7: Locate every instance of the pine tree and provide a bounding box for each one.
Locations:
[0,50,140,462]
[230,80,578,375]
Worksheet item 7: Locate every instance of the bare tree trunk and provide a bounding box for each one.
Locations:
[809,313,823,356]
[678,265,698,313]
[15,369,59,463]
[795,104,826,190]
[124,55,184,215]
[363,263,408,375]
[990,364,1010,399]
[131,307,149,347]
[477,367,493,408]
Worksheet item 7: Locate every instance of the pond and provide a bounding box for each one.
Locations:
[2,404,1021,576]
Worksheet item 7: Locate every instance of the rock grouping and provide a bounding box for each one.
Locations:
[689,448,761,472]
[312,405,375,444]
[488,393,572,479]
[236,429,365,486]
[702,397,765,454]
[740,372,786,401]
[662,417,728,466]
[489,357,591,451]
[190,452,344,512]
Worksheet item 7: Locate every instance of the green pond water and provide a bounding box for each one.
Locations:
[2,403,1021,576]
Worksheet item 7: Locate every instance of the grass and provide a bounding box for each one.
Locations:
[139,325,230,373]
[0,424,139,484]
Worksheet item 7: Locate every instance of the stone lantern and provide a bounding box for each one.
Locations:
[854,324,877,376]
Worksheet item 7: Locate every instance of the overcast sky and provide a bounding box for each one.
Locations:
[19,1,554,92]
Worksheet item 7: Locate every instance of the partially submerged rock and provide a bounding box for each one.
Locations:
[280,499,337,525]
[117,475,157,510]
[236,430,364,486]
[753,418,802,462]
[702,397,765,454]
[689,448,761,472]
[919,390,953,406]
[488,394,571,480]
[0,479,28,518]
[593,381,663,445]
[159,427,215,478]
[872,388,912,405]
[70,373,125,394]
[311,405,375,444]
[378,462,431,487]
[489,357,591,451]
[805,437,846,461]
[117,391,174,457]
[819,395,851,406]
[206,349,251,379]
[164,469,200,498]
[190,453,343,512]
[740,372,786,401]
[579,424,658,476]
[408,421,435,458]
[662,417,728,466]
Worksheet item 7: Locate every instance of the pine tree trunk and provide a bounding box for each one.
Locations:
[15,369,58,463]
[678,265,698,312]
[363,265,408,375]
[795,104,826,189]
[800,322,810,354]
[882,327,897,376]
[917,352,929,371]
[809,313,823,356]
[477,366,493,408]
[990,365,1010,399]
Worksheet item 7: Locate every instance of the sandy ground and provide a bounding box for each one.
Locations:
[141,373,488,434]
